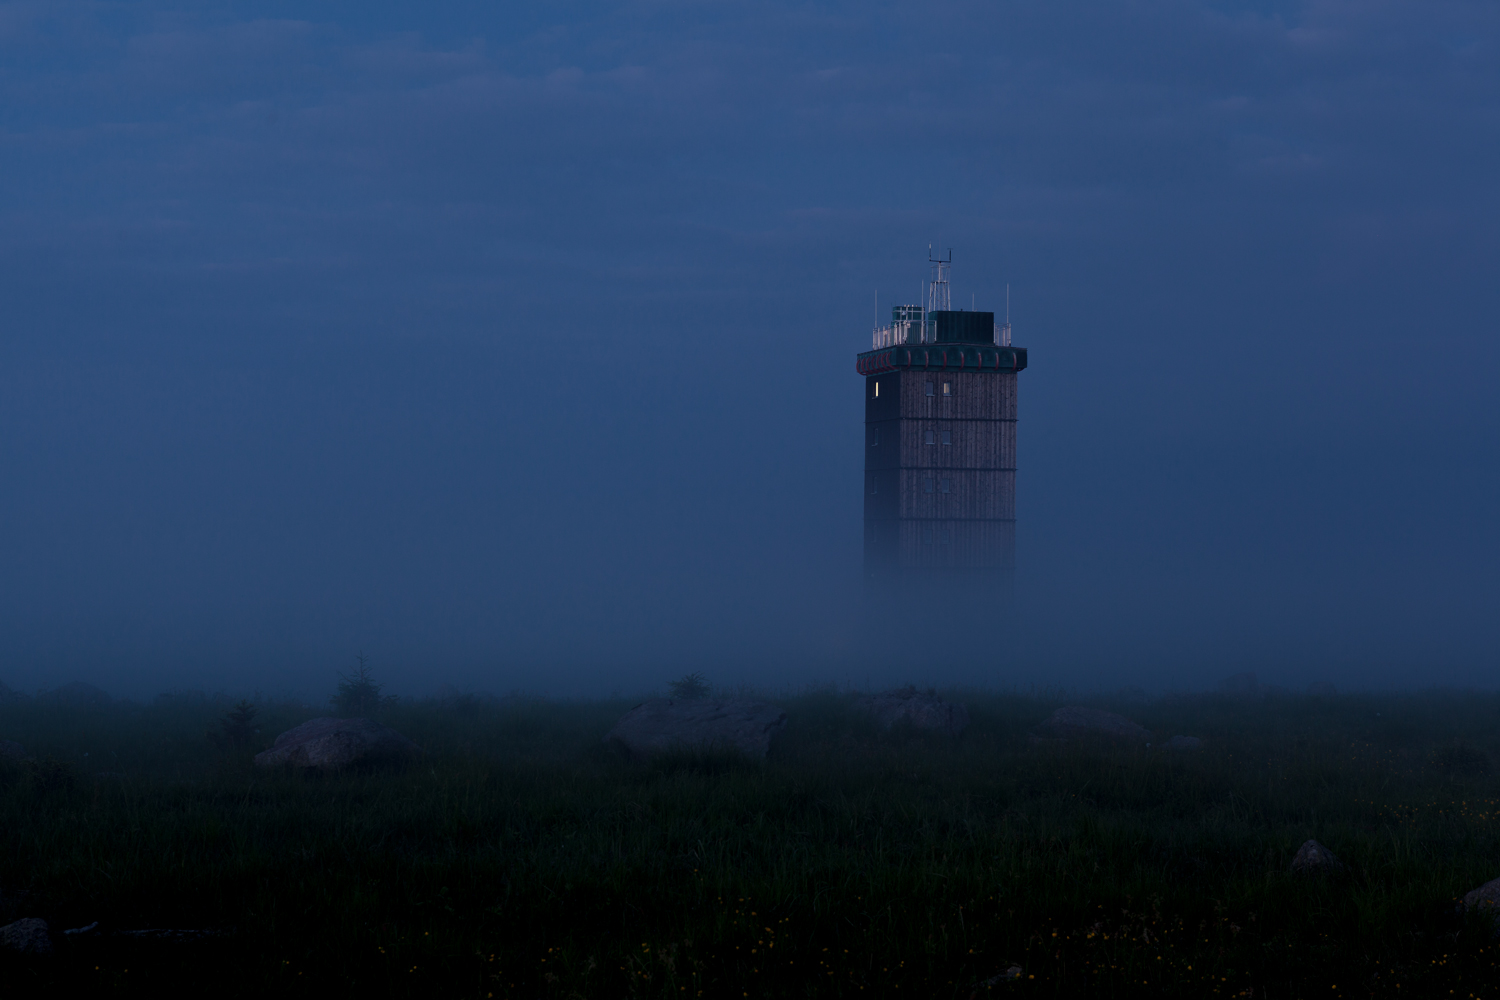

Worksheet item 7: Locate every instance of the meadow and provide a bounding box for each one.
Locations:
[1,683,1498,998]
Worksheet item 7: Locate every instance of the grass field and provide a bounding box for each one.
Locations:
[2,685,1499,998]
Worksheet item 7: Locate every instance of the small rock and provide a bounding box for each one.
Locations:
[978,966,1024,986]
[1165,735,1204,751]
[0,740,27,761]
[854,687,969,735]
[253,717,421,772]
[606,698,786,759]
[1032,706,1150,742]
[1290,839,1344,875]
[1461,877,1500,918]
[0,918,53,956]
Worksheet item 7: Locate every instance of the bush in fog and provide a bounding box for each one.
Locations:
[42,681,112,706]
[1431,739,1491,775]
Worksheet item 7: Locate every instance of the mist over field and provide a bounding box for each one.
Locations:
[1,1,1497,699]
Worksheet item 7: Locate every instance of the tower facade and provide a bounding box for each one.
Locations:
[857,296,1027,589]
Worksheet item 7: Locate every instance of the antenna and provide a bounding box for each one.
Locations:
[925,245,952,317]
[999,283,1013,347]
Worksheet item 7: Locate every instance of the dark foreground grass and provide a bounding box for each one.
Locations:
[2,689,1499,998]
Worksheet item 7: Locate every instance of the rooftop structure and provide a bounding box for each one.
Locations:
[857,256,1028,590]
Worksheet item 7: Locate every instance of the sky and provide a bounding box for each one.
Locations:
[0,0,1496,698]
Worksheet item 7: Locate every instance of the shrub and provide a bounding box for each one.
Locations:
[23,756,74,793]
[1430,739,1490,775]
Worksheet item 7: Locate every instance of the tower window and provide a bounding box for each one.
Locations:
[924,429,935,445]
[939,478,952,493]
[942,382,952,396]
[941,430,951,445]
[940,527,952,544]
[925,382,935,397]
[869,475,878,495]
[923,477,934,494]
[871,427,880,447]
[923,525,935,544]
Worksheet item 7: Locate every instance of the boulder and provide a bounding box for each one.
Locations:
[1033,706,1150,742]
[0,918,53,956]
[606,698,786,759]
[1165,735,1204,751]
[854,687,969,735]
[0,740,27,761]
[1291,839,1344,875]
[253,717,421,772]
[1461,877,1500,918]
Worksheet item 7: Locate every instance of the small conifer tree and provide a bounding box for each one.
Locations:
[667,672,710,699]
[218,700,259,749]
[333,654,383,715]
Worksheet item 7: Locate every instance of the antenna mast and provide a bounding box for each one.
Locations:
[998,283,1012,346]
[926,245,952,316]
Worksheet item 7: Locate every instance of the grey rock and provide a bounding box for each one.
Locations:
[854,686,969,735]
[606,698,786,759]
[0,918,53,956]
[1462,877,1500,919]
[978,966,1024,986]
[1033,706,1150,742]
[1291,839,1344,875]
[253,717,421,772]
[1166,735,1204,751]
[0,740,27,761]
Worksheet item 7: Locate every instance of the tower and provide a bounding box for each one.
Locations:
[857,256,1028,592]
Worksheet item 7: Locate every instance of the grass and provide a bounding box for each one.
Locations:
[1,687,1498,997]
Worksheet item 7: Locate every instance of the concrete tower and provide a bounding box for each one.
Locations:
[857,258,1028,591]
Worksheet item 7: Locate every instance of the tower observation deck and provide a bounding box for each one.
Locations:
[857,258,1028,590]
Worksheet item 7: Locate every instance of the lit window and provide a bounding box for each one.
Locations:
[874,382,880,398]
[942,382,952,396]
[925,382,935,397]
[939,478,951,493]
[924,429,935,445]
[923,477,934,494]
[941,430,951,446]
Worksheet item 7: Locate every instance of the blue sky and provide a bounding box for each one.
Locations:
[1,1,1496,695]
